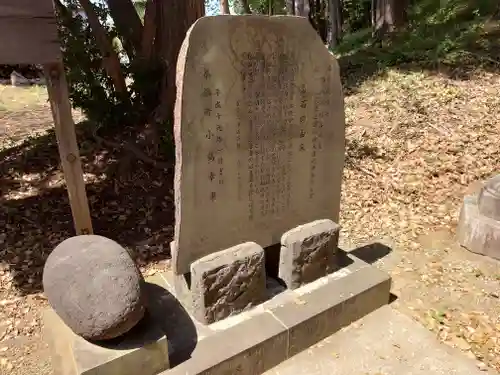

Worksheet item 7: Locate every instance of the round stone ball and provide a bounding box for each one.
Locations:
[43,235,145,341]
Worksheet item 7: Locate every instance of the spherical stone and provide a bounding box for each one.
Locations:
[43,235,145,341]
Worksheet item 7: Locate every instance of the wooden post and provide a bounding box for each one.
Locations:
[43,62,93,235]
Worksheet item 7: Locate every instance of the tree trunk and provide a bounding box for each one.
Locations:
[77,0,127,94]
[327,0,342,48]
[373,0,408,40]
[286,0,296,15]
[141,0,157,59]
[240,0,252,14]
[220,0,231,14]
[295,0,309,16]
[154,0,205,125]
[393,0,409,29]
[104,0,144,59]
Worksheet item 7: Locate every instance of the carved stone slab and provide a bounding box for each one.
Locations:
[173,15,345,274]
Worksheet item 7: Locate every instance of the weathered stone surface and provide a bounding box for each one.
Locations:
[43,282,171,375]
[191,242,266,324]
[43,235,145,341]
[457,195,500,261]
[172,15,345,274]
[279,219,340,289]
[163,252,392,375]
[477,174,500,220]
[10,71,30,86]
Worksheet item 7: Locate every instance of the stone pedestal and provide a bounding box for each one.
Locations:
[457,175,500,260]
[191,242,267,325]
[44,301,169,375]
[279,220,340,289]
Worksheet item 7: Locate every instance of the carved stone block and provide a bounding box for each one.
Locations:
[191,242,266,324]
[279,219,340,290]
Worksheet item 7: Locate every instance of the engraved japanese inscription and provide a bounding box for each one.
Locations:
[173,16,345,274]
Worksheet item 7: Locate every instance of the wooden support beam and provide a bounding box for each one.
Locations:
[43,62,93,235]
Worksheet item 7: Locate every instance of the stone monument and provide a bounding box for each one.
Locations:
[457,174,500,260]
[43,16,393,375]
[172,15,345,323]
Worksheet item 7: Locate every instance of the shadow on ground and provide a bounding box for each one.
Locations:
[0,123,174,296]
[349,242,392,264]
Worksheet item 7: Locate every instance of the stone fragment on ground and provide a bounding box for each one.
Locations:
[42,235,145,341]
[457,174,500,260]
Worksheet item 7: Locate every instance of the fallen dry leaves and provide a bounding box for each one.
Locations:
[340,68,500,371]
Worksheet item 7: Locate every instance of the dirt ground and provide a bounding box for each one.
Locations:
[0,65,499,374]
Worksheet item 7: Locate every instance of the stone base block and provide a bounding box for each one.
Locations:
[159,251,391,375]
[43,280,184,375]
[44,310,169,375]
[279,219,340,290]
[191,242,267,324]
[457,195,500,261]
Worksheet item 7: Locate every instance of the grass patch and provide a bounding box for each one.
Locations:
[0,85,49,112]
[333,0,500,81]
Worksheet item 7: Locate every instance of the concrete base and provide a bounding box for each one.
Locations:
[45,251,391,375]
[263,305,498,375]
[161,251,391,374]
[43,281,171,375]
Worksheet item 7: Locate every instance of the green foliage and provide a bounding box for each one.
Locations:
[56,0,165,133]
[333,0,499,73]
[342,0,372,32]
[230,0,286,14]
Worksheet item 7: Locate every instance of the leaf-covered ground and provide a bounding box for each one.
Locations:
[1,63,500,372]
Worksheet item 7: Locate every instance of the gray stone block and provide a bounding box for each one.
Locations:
[477,174,500,220]
[279,219,340,289]
[162,251,392,375]
[191,242,267,325]
[43,307,169,375]
[457,195,500,260]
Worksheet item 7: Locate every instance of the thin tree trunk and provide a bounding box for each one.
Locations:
[105,0,144,59]
[141,0,156,59]
[77,0,127,94]
[220,0,230,14]
[286,0,296,15]
[393,0,409,29]
[373,0,396,40]
[154,0,205,125]
[295,0,308,16]
[240,0,252,14]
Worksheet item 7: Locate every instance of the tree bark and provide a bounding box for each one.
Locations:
[77,0,127,94]
[286,0,296,15]
[295,0,309,16]
[141,0,156,59]
[154,0,205,125]
[220,0,231,14]
[327,0,342,48]
[373,0,409,39]
[372,0,408,42]
[104,0,144,59]
[240,0,252,14]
